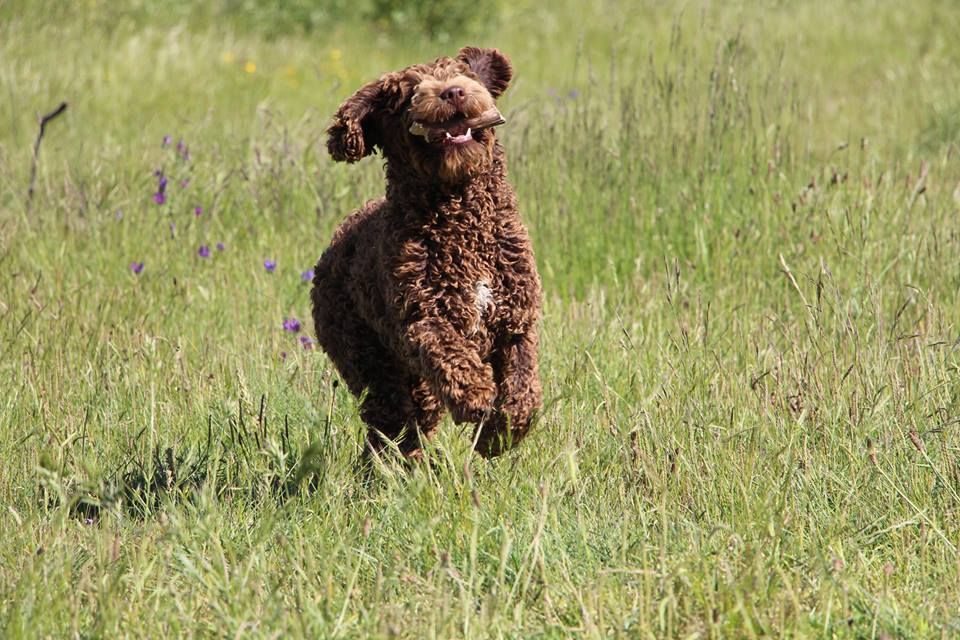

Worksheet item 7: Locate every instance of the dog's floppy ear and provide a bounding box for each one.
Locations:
[458,47,512,98]
[327,79,385,163]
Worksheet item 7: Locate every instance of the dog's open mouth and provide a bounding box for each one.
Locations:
[409,107,505,146]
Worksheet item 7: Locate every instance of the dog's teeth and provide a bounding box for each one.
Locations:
[465,127,472,138]
[445,131,453,139]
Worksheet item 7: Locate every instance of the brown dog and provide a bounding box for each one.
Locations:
[311,47,542,459]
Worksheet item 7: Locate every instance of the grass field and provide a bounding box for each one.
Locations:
[3,0,960,636]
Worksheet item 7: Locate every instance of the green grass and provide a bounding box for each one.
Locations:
[3,0,960,636]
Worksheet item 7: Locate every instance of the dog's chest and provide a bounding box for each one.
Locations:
[470,279,496,334]
[425,224,501,336]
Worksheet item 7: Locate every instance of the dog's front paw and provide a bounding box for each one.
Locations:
[446,366,497,424]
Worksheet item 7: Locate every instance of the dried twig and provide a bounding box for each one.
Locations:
[906,159,929,211]
[27,101,68,206]
[778,253,818,331]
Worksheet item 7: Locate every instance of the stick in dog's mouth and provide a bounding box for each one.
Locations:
[409,107,506,144]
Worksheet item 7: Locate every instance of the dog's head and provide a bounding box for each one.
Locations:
[327,47,512,184]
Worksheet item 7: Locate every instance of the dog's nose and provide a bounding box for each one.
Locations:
[440,86,466,107]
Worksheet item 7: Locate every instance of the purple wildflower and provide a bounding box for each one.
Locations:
[115,209,123,221]
[264,259,276,273]
[216,242,225,252]
[162,135,172,147]
[300,268,314,283]
[299,335,314,350]
[180,179,190,189]
[568,89,580,99]
[283,317,302,333]
[194,206,203,216]
[198,245,211,258]
[169,222,176,238]
[130,261,144,274]
[153,171,168,205]
[280,351,288,361]
[176,139,190,161]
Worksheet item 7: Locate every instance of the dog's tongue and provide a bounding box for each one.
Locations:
[446,121,470,137]
[445,128,472,144]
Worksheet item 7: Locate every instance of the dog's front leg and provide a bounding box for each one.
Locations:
[476,327,542,457]
[402,316,497,424]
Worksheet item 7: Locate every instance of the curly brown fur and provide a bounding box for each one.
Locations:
[311,47,542,459]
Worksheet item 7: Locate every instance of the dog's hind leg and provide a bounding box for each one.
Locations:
[361,376,444,460]
[313,284,444,459]
[311,272,409,450]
